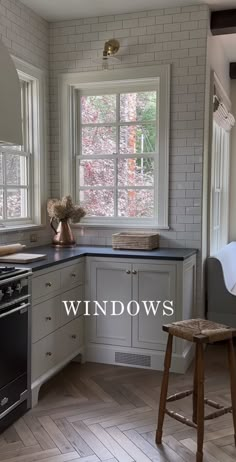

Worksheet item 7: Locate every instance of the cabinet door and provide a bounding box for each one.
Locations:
[132,263,176,350]
[88,261,132,346]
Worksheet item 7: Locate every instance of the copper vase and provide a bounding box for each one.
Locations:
[50,218,76,248]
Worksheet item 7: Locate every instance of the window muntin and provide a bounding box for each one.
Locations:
[0,79,32,223]
[77,89,158,219]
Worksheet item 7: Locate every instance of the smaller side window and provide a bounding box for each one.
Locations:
[0,79,32,223]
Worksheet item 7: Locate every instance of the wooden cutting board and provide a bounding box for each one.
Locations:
[0,253,47,263]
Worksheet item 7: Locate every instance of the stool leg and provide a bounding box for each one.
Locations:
[156,334,173,445]
[196,343,204,462]
[227,339,236,446]
[193,343,198,424]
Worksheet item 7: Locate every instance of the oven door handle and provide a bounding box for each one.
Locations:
[0,272,32,286]
[0,302,30,318]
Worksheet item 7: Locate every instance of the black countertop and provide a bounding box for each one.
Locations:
[17,245,197,272]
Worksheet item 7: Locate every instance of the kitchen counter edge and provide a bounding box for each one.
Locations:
[18,245,198,272]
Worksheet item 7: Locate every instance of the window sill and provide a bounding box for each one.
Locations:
[71,222,169,230]
[0,224,46,233]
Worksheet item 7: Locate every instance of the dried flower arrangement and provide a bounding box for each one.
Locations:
[47,196,86,247]
[47,195,86,223]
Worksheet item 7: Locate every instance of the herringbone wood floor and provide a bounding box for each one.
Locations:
[0,344,235,462]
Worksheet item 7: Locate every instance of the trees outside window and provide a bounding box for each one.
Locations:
[78,90,157,219]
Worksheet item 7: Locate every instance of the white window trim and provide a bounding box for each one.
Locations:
[209,73,231,255]
[59,65,170,229]
[0,56,47,229]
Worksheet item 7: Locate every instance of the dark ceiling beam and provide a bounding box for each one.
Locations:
[211,9,236,35]
[230,63,236,79]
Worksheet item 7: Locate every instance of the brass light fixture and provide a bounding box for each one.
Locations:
[103,39,120,58]
[97,39,120,69]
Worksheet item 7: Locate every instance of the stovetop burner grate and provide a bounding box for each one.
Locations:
[0,266,31,283]
[0,266,16,274]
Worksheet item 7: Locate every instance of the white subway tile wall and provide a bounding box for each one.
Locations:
[0,1,207,313]
[0,1,209,252]
[49,4,209,249]
[0,0,51,245]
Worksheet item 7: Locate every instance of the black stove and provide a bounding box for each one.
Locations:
[0,265,32,433]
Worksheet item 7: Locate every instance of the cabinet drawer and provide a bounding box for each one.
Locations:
[32,296,61,343]
[59,317,84,361]
[32,332,58,381]
[32,317,84,382]
[61,262,84,291]
[32,270,60,302]
[60,286,84,326]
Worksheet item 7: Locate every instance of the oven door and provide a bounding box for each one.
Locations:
[0,302,29,392]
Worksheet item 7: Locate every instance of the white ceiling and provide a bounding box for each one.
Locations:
[20,0,236,22]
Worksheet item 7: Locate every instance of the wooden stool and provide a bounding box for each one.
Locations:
[156,319,236,462]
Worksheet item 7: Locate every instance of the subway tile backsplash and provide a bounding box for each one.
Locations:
[0,1,209,252]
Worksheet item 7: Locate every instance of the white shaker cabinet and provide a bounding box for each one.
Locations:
[88,261,132,347]
[31,258,85,407]
[86,255,196,373]
[132,263,176,351]
[30,250,196,408]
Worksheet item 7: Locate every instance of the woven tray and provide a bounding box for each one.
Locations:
[112,232,159,250]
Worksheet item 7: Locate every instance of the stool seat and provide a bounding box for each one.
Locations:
[163,318,236,343]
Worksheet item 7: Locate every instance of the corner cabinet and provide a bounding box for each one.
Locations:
[86,255,196,373]
[31,258,85,407]
[30,252,197,407]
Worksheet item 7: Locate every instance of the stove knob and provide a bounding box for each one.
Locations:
[1,397,8,407]
[6,286,14,296]
[16,283,22,294]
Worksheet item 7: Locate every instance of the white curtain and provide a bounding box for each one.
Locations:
[213,95,235,131]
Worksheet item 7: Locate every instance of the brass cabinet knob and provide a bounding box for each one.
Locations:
[45,316,52,321]
[46,352,52,356]
[126,270,131,274]
[132,270,137,275]
[46,282,52,287]
[71,334,77,339]
[71,273,76,277]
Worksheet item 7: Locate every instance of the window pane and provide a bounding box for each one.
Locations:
[6,154,27,186]
[118,189,154,217]
[80,159,114,187]
[118,158,154,186]
[82,126,116,155]
[7,189,28,218]
[0,189,3,219]
[80,189,114,217]
[120,91,156,122]
[81,95,116,124]
[120,124,156,154]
